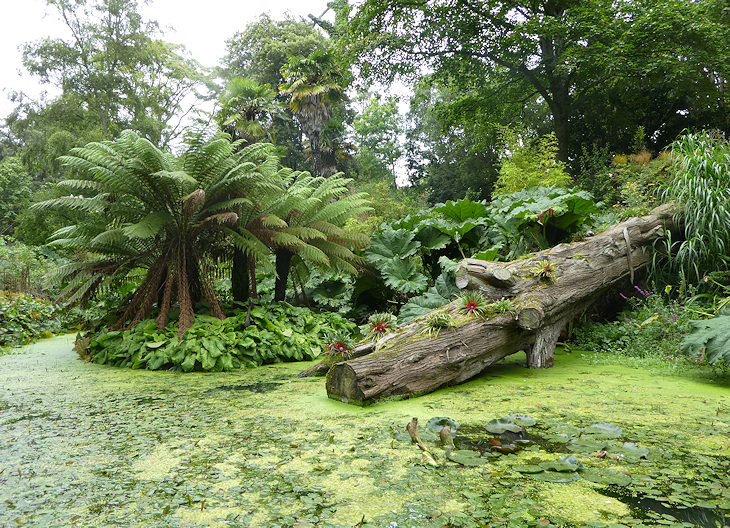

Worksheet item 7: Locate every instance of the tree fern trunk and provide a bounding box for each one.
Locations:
[231,248,249,303]
[274,249,294,302]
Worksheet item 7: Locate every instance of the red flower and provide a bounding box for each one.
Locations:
[465,300,479,313]
[370,321,389,335]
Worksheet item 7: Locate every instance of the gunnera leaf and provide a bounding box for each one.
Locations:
[363,227,420,264]
[426,417,459,435]
[485,417,522,434]
[447,450,490,467]
[582,423,623,439]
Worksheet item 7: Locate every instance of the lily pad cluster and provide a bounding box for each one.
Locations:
[412,413,653,492]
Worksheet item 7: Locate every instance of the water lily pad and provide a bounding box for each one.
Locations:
[583,422,623,439]
[613,442,649,460]
[426,416,459,435]
[546,423,581,438]
[568,438,609,454]
[505,414,537,427]
[539,454,583,472]
[513,465,545,474]
[582,468,632,486]
[485,417,522,434]
[447,449,490,466]
[529,471,581,483]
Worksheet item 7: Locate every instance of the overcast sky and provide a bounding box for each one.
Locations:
[0,0,332,118]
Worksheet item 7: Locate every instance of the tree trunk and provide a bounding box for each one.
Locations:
[324,204,679,405]
[231,248,249,303]
[274,249,293,302]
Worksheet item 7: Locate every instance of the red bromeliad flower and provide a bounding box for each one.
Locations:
[370,320,389,335]
[460,291,487,316]
[326,337,351,356]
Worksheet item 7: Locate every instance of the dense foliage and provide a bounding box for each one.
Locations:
[0,292,62,350]
[663,131,730,283]
[2,1,730,377]
[83,303,357,371]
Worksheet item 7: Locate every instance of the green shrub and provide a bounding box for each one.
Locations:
[0,291,63,350]
[662,130,730,284]
[493,129,572,195]
[572,286,709,369]
[83,302,358,371]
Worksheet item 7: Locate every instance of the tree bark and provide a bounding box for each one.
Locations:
[274,249,293,302]
[324,204,679,405]
[231,248,249,303]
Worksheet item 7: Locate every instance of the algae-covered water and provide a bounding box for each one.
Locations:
[1,336,729,527]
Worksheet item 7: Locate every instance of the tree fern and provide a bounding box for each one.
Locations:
[36,128,284,337]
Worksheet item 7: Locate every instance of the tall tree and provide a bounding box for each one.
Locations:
[348,0,730,163]
[18,0,206,148]
[353,92,403,184]
[216,77,287,146]
[219,14,329,171]
[280,49,346,178]
[405,78,500,203]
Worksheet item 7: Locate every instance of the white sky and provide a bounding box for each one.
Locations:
[0,0,333,119]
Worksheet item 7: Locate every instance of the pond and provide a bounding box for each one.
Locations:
[1,336,729,527]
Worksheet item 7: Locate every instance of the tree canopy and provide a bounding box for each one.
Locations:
[348,0,730,162]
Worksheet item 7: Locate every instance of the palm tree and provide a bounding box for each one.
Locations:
[217,77,287,145]
[280,49,345,178]
[36,129,283,337]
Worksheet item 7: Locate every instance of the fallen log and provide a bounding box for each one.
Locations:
[325,204,680,405]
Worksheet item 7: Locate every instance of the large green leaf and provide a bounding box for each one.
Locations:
[433,198,490,222]
[364,227,421,264]
[398,273,459,323]
[681,313,730,365]
[380,258,429,294]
